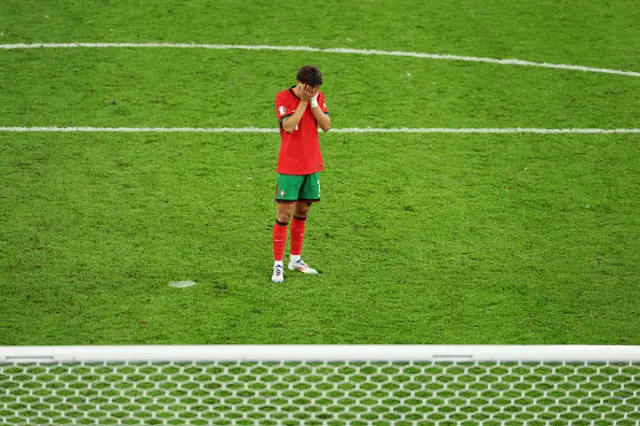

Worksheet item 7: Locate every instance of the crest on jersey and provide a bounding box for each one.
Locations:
[278,106,287,116]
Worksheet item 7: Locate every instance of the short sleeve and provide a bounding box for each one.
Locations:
[275,92,296,125]
[318,92,329,114]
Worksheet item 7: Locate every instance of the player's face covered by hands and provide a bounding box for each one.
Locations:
[297,83,320,100]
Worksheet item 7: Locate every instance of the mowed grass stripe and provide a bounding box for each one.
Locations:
[2,49,639,130]
[1,132,639,345]
[2,0,639,72]
[2,42,640,77]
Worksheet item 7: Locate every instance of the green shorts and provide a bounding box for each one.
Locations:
[275,173,321,203]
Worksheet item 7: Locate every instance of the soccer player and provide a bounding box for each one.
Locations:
[271,65,331,283]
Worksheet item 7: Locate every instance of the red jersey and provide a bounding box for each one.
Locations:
[275,87,329,175]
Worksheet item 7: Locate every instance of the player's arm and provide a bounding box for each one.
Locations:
[281,98,309,134]
[309,89,331,132]
[311,102,331,132]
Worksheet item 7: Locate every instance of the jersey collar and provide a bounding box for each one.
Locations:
[289,86,301,100]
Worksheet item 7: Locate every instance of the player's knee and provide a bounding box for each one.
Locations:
[296,206,310,218]
[276,213,291,224]
[276,204,294,224]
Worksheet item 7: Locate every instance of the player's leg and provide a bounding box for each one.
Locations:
[288,173,320,274]
[290,201,310,259]
[273,202,294,281]
[272,174,301,283]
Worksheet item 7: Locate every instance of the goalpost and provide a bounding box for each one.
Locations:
[1,345,639,425]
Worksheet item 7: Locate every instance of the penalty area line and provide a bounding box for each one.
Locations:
[0,43,639,78]
[1,127,639,134]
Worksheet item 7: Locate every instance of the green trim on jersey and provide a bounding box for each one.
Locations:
[278,114,292,129]
[275,173,321,203]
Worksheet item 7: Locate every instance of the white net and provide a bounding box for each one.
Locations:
[1,346,639,425]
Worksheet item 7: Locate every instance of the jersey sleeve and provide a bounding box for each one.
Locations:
[318,91,329,114]
[275,92,297,127]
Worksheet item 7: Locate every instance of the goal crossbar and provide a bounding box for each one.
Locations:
[2,345,640,363]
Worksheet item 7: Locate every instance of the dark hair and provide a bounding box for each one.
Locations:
[297,65,323,87]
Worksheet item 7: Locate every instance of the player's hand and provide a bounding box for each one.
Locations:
[305,84,319,99]
[298,84,312,101]
[299,84,317,101]
[310,90,320,108]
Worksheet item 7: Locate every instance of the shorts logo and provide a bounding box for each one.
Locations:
[278,106,287,116]
[280,189,285,197]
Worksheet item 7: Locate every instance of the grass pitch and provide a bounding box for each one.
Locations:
[1,0,639,345]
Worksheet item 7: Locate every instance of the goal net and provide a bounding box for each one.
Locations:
[1,345,639,425]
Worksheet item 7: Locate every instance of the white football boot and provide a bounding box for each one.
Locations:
[288,258,318,274]
[271,263,284,283]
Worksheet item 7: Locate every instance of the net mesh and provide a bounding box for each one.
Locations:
[1,360,639,425]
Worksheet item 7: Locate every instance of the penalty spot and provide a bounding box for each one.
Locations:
[169,281,196,288]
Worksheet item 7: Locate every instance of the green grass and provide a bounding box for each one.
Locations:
[2,131,639,344]
[2,0,639,70]
[1,0,640,345]
[2,49,640,129]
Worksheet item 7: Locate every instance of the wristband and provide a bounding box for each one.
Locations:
[310,94,319,108]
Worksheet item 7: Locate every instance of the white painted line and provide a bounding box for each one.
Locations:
[0,127,639,134]
[1,43,639,78]
[334,128,640,134]
[169,281,196,288]
[0,127,279,133]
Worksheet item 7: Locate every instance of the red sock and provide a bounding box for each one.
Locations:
[290,216,307,256]
[273,221,288,261]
